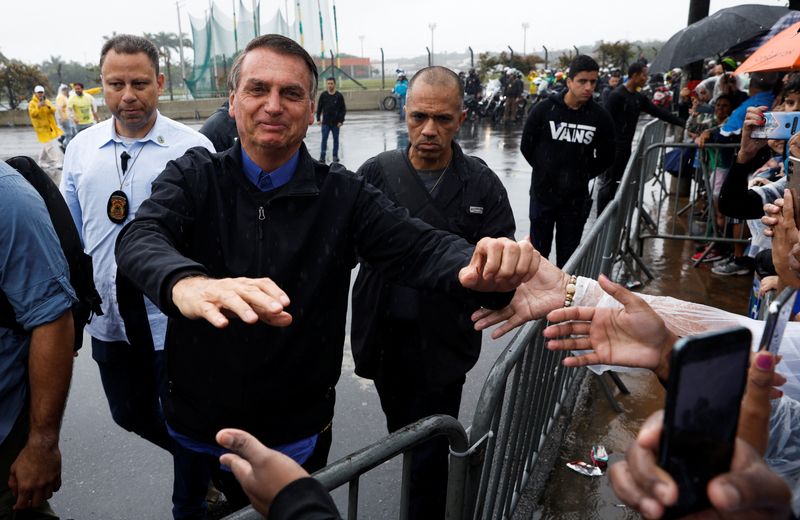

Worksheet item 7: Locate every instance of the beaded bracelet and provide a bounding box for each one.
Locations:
[564,275,578,308]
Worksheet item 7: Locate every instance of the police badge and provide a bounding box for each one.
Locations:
[107,190,129,224]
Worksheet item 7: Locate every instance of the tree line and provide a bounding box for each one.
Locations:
[0,31,190,110]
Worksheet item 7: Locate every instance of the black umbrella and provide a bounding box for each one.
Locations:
[650,4,789,73]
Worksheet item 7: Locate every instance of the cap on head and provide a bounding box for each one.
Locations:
[34,85,45,93]
[720,57,737,72]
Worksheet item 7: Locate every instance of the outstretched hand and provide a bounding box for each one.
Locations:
[217,429,309,517]
[458,237,539,293]
[543,274,675,379]
[471,255,569,339]
[172,276,293,329]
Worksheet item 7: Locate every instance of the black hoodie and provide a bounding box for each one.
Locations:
[521,91,615,205]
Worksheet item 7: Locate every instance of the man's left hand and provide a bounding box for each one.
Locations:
[8,439,61,510]
[458,237,538,293]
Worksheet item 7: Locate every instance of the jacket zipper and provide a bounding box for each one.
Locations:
[257,205,267,270]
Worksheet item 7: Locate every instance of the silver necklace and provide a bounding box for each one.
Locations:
[428,157,452,194]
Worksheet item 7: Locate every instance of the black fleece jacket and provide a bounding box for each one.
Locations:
[115,142,511,446]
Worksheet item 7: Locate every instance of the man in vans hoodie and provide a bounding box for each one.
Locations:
[520,55,615,267]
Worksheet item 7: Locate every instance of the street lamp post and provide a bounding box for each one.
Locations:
[428,23,437,65]
[522,22,529,55]
[359,35,365,57]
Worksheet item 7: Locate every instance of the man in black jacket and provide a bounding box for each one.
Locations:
[521,55,615,267]
[316,77,346,163]
[597,61,686,214]
[115,34,536,515]
[352,66,515,519]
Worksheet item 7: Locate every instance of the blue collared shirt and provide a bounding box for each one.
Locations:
[241,147,299,192]
[60,112,215,350]
[0,161,77,443]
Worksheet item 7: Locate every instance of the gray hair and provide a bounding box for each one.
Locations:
[228,34,318,99]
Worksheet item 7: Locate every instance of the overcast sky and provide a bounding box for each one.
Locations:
[1,0,788,65]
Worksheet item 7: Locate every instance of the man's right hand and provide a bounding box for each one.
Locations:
[8,439,62,510]
[171,276,292,328]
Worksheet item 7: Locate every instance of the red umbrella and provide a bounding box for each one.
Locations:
[736,21,800,74]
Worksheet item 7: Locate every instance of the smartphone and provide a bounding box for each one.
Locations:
[751,111,800,140]
[788,156,800,225]
[759,286,797,353]
[659,327,751,519]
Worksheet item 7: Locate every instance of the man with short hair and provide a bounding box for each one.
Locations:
[55,84,75,149]
[27,85,64,183]
[504,71,524,123]
[115,34,535,514]
[316,77,346,163]
[67,82,98,133]
[521,55,616,267]
[0,159,76,519]
[60,34,215,520]
[597,61,686,214]
[352,66,516,519]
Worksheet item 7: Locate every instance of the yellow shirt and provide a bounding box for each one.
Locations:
[56,93,69,123]
[68,93,95,125]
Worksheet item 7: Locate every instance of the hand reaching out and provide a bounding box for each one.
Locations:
[471,254,569,339]
[458,237,539,294]
[172,276,293,328]
[543,274,676,380]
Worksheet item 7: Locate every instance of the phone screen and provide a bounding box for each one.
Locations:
[660,328,751,518]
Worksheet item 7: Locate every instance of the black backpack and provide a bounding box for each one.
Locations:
[0,156,103,351]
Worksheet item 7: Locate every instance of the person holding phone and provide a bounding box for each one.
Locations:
[609,409,792,520]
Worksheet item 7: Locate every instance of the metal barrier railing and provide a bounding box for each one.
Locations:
[224,415,469,520]
[633,142,748,261]
[224,119,667,520]
[462,120,665,519]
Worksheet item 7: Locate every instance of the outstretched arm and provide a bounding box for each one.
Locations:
[471,254,569,338]
[543,274,675,380]
[217,429,341,519]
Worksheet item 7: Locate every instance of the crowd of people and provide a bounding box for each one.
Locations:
[2,30,800,520]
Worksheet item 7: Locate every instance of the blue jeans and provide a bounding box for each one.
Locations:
[320,124,340,158]
[398,95,406,120]
[91,338,210,519]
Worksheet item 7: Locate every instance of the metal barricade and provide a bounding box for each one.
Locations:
[224,415,469,520]
[632,141,747,267]
[224,120,668,520]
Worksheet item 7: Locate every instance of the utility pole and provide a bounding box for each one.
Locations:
[359,35,365,57]
[522,23,529,55]
[686,0,710,80]
[428,23,437,65]
[176,1,187,99]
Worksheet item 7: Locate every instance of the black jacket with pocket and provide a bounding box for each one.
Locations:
[351,144,515,386]
[115,142,506,445]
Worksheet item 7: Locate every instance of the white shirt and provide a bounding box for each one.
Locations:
[61,111,215,350]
